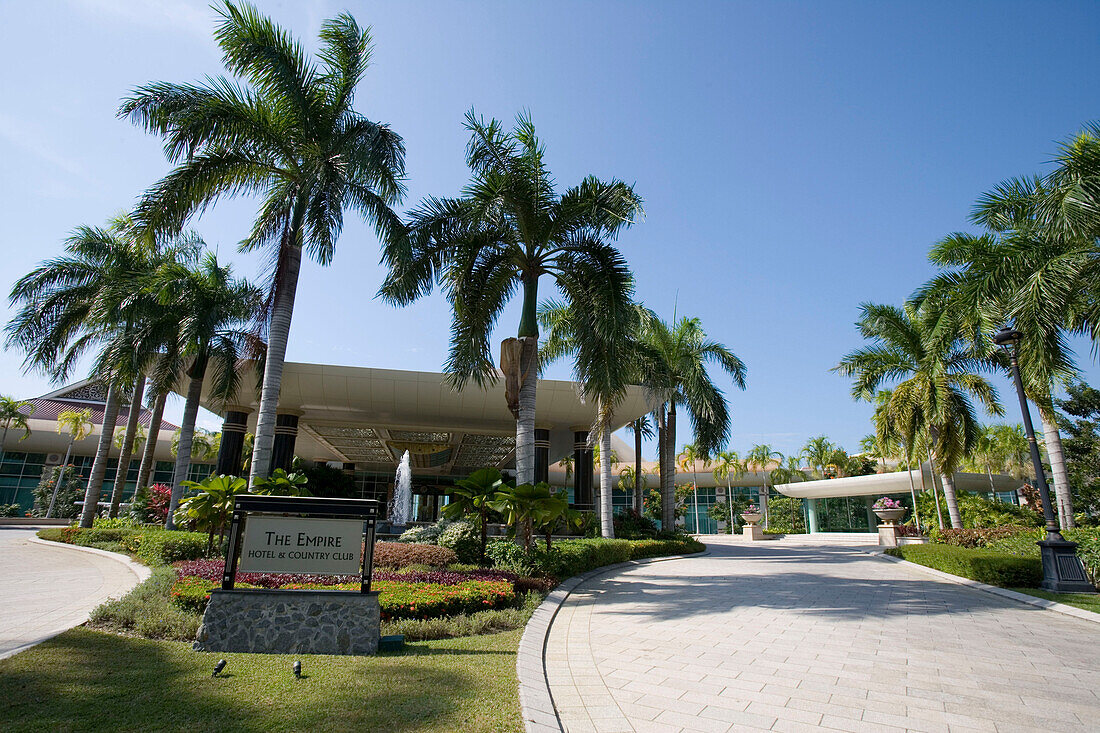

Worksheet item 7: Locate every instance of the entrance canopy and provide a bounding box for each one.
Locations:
[196,362,651,475]
[774,468,1022,499]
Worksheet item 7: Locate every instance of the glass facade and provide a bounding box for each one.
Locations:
[682,487,718,533]
[0,450,214,512]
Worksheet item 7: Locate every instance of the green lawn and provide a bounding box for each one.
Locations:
[1011,587,1100,614]
[0,627,523,732]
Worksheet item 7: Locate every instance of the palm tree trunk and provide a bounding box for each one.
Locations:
[167,366,206,530]
[759,472,770,529]
[514,338,538,487]
[1037,405,1074,529]
[634,424,643,514]
[906,465,922,533]
[656,406,667,523]
[109,376,145,517]
[664,403,677,528]
[46,439,74,518]
[79,383,121,528]
[726,475,734,534]
[136,390,167,492]
[599,422,614,538]
[249,242,302,486]
[925,448,945,530]
[0,426,9,505]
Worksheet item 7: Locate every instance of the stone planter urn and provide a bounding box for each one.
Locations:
[740,512,763,525]
[873,508,907,525]
[740,512,764,541]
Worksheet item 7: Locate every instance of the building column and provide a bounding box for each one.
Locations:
[864,497,877,532]
[807,498,820,534]
[215,409,250,476]
[572,430,594,510]
[271,412,300,473]
[534,429,550,486]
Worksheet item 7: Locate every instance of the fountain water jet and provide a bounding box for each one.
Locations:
[390,450,413,529]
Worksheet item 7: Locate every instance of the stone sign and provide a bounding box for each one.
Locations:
[238,516,364,575]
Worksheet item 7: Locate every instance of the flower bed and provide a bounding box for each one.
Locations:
[170,575,516,620]
[38,526,211,564]
[373,541,457,568]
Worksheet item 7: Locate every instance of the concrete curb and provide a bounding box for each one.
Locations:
[28,536,152,585]
[516,549,711,733]
[870,549,1100,625]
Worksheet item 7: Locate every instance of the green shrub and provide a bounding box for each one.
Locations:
[438,520,481,564]
[628,536,706,559]
[74,528,130,546]
[886,544,1042,587]
[32,466,84,518]
[938,526,1033,549]
[120,529,210,564]
[916,490,1041,529]
[380,591,543,641]
[170,575,216,614]
[487,536,705,578]
[92,516,139,529]
[36,527,68,543]
[398,522,447,544]
[89,566,201,641]
[0,503,21,517]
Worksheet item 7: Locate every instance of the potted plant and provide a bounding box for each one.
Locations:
[872,496,906,525]
[740,503,763,525]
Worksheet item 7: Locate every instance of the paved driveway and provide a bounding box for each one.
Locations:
[0,527,145,660]
[544,536,1100,733]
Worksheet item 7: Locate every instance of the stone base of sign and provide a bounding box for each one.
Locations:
[743,524,764,541]
[194,589,380,655]
[878,524,899,547]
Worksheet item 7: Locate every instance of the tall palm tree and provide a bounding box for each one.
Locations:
[107,379,145,518]
[835,303,1003,528]
[801,435,835,478]
[151,252,263,528]
[918,230,1081,527]
[47,409,93,518]
[381,112,643,487]
[6,219,193,527]
[712,450,744,529]
[640,315,746,528]
[745,444,782,527]
[538,300,649,537]
[0,397,32,501]
[871,388,931,531]
[677,443,710,532]
[120,1,406,487]
[625,416,654,513]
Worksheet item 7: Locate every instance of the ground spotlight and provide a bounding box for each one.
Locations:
[293,660,302,679]
[212,659,227,677]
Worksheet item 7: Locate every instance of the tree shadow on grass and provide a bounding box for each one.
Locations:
[0,628,520,732]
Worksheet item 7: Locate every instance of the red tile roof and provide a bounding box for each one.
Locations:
[23,398,179,431]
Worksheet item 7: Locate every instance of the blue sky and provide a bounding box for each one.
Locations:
[1,0,1098,459]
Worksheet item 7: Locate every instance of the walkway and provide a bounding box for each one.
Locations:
[540,536,1100,732]
[0,527,146,660]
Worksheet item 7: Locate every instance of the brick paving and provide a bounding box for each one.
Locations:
[0,527,146,660]
[540,535,1100,733]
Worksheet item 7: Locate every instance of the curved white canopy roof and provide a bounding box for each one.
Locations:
[774,469,1022,499]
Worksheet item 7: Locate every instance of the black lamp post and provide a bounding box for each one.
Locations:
[993,326,1095,594]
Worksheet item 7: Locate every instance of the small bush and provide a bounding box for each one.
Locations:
[36,527,68,543]
[886,544,1042,587]
[614,510,659,539]
[120,529,211,564]
[397,522,447,544]
[380,591,543,641]
[373,541,456,568]
[628,536,706,559]
[90,566,201,641]
[92,516,139,529]
[437,520,480,564]
[937,526,1032,549]
[0,503,20,517]
[486,536,705,578]
[32,466,84,518]
[129,483,171,524]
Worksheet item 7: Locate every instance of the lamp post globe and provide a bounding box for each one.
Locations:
[993,325,1095,594]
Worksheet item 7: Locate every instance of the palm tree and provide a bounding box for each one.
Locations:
[769,456,806,532]
[801,435,835,478]
[538,300,649,537]
[0,397,32,501]
[745,444,782,527]
[871,389,930,531]
[640,315,746,529]
[677,443,710,533]
[442,468,505,562]
[151,252,263,529]
[712,450,744,529]
[918,230,1081,527]
[835,303,1003,528]
[6,219,193,527]
[625,416,654,513]
[380,111,642,488]
[120,2,406,487]
[134,390,168,494]
[47,409,93,518]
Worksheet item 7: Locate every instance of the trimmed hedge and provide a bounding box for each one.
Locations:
[37,526,212,565]
[373,541,457,568]
[486,536,705,579]
[886,544,1042,587]
[170,577,517,620]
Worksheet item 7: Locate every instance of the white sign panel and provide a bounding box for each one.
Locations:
[238,516,364,575]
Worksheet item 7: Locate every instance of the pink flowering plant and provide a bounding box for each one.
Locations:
[872,497,903,511]
[742,504,760,514]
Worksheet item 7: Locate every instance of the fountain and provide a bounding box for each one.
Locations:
[390,450,413,530]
